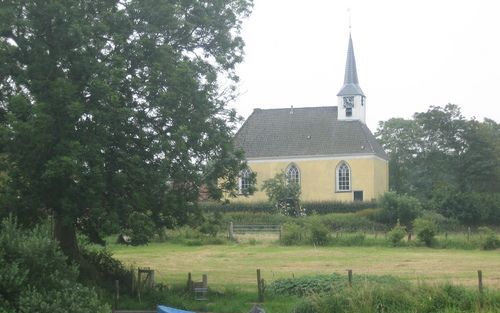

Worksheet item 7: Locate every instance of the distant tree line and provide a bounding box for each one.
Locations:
[376,104,500,225]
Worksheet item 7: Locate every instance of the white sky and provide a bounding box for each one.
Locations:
[230,0,500,131]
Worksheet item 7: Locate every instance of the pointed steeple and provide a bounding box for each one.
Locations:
[337,34,364,96]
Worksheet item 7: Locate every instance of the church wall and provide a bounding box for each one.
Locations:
[373,158,389,198]
[232,155,388,203]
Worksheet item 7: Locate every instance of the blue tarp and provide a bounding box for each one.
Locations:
[157,305,195,313]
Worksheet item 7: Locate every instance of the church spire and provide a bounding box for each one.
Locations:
[337,34,364,96]
[336,32,366,124]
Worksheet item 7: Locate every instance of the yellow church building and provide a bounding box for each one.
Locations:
[233,34,388,202]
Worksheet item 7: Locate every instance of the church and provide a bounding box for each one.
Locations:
[232,34,388,202]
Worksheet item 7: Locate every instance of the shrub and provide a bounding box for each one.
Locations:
[319,213,385,232]
[262,172,303,217]
[124,211,155,245]
[0,217,109,313]
[303,200,377,215]
[280,222,303,245]
[221,212,289,225]
[340,232,366,246]
[200,201,273,213]
[80,248,133,291]
[413,218,438,247]
[198,212,224,237]
[387,220,407,246]
[478,226,500,250]
[434,191,500,226]
[307,221,330,246]
[198,221,219,237]
[201,200,377,215]
[420,210,461,232]
[268,273,404,296]
[375,192,422,227]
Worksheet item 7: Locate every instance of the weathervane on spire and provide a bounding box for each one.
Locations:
[347,8,352,33]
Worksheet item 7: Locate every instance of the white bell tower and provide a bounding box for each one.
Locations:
[337,34,366,124]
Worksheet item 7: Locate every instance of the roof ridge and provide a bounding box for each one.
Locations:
[251,106,337,111]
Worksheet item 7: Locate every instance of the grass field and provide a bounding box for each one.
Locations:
[109,238,500,292]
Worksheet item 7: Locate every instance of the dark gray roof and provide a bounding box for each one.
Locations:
[337,34,365,97]
[234,106,388,160]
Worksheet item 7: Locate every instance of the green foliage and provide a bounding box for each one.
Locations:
[318,213,385,232]
[201,200,377,215]
[200,201,273,213]
[80,248,133,291]
[0,217,108,312]
[0,0,254,256]
[478,226,500,250]
[307,220,330,246]
[413,218,438,247]
[262,172,303,217]
[387,220,407,246]
[376,192,422,227]
[302,200,377,215]
[290,282,500,313]
[198,212,224,237]
[377,105,500,202]
[221,211,289,225]
[166,226,228,246]
[18,285,108,313]
[124,212,156,246]
[332,232,366,246]
[433,191,500,226]
[280,222,303,246]
[420,210,462,232]
[268,273,404,297]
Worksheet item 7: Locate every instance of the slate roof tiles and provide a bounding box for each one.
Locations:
[234,106,387,160]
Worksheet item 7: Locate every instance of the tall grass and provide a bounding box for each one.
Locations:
[292,282,500,313]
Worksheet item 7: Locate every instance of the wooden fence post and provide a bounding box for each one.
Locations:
[114,280,119,311]
[202,274,208,288]
[347,269,352,288]
[257,269,264,302]
[478,270,483,294]
[229,222,235,240]
[187,272,193,291]
[467,227,471,241]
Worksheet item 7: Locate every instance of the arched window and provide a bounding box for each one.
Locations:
[286,164,300,185]
[336,162,351,191]
[239,168,252,194]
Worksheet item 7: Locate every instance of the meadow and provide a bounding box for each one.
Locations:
[110,238,500,291]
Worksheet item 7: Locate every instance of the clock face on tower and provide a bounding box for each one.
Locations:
[343,96,354,108]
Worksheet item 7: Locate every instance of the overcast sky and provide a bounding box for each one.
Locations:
[230,0,500,131]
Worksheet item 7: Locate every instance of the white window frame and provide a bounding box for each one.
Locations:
[286,164,300,185]
[239,168,251,194]
[336,161,351,192]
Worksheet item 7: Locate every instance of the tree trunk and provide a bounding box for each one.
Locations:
[53,213,80,261]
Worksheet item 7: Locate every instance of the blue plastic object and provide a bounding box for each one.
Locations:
[157,305,195,313]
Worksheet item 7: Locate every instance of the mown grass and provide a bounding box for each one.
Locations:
[109,240,500,291]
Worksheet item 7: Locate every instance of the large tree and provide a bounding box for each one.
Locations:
[0,0,253,259]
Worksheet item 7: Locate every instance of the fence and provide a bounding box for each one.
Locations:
[228,222,282,240]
